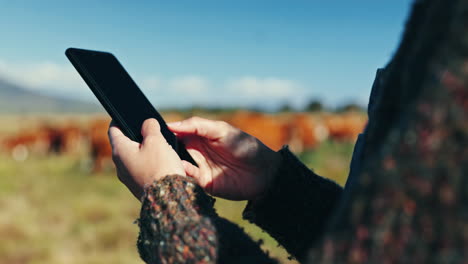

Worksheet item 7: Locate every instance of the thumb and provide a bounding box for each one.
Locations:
[140,118,166,149]
[141,118,161,138]
[108,123,138,153]
[168,116,226,140]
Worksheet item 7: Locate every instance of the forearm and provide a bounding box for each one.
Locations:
[243,147,343,261]
[137,175,277,264]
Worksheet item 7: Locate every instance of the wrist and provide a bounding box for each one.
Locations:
[252,147,283,203]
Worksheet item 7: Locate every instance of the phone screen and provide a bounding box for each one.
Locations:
[66,48,196,165]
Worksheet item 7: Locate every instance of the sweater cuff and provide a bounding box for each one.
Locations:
[242,146,343,260]
[137,175,218,264]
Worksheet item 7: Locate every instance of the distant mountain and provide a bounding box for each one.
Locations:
[0,78,102,113]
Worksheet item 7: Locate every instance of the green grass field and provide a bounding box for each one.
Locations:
[0,139,354,264]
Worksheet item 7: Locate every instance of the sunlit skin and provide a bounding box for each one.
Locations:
[168,117,282,201]
[108,119,186,199]
[108,117,282,201]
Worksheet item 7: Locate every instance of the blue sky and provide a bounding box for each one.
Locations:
[0,0,412,110]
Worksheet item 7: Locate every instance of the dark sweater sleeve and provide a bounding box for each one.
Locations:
[137,174,278,264]
[242,146,343,261]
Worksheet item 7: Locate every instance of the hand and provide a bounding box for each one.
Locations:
[168,117,282,201]
[108,118,186,199]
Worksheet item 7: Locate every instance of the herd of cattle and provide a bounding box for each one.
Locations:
[0,111,367,172]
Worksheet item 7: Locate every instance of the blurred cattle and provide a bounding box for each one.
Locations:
[0,123,87,161]
[2,131,48,161]
[42,124,87,156]
[0,111,367,171]
[288,113,329,153]
[224,111,366,152]
[225,111,291,151]
[57,125,87,155]
[323,113,367,142]
[88,118,113,173]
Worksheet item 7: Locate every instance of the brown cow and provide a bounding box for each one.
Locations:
[58,125,87,156]
[323,113,367,142]
[288,113,329,152]
[225,111,291,151]
[0,122,88,161]
[88,118,113,173]
[1,124,59,160]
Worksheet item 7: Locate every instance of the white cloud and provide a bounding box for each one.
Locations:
[140,75,210,94]
[0,60,86,94]
[0,58,309,108]
[140,76,162,91]
[226,76,304,97]
[168,75,210,94]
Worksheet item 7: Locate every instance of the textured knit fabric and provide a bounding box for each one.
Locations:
[306,0,468,262]
[137,175,278,264]
[136,0,467,263]
[242,147,343,262]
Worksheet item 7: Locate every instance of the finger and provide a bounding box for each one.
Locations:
[108,125,138,155]
[167,116,227,140]
[182,149,213,194]
[181,160,201,179]
[140,118,168,149]
[185,147,206,166]
[141,118,161,138]
[108,124,128,147]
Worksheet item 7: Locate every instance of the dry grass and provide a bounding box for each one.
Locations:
[0,114,355,264]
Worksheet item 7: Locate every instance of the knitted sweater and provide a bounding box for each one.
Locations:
[136,147,343,264]
[136,0,468,263]
[137,174,279,264]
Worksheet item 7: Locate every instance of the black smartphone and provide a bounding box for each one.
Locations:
[65,47,197,166]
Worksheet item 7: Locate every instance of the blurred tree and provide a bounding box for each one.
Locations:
[278,103,293,113]
[304,99,324,112]
[335,102,365,113]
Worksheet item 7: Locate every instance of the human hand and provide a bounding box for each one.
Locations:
[108,118,186,199]
[168,117,282,201]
